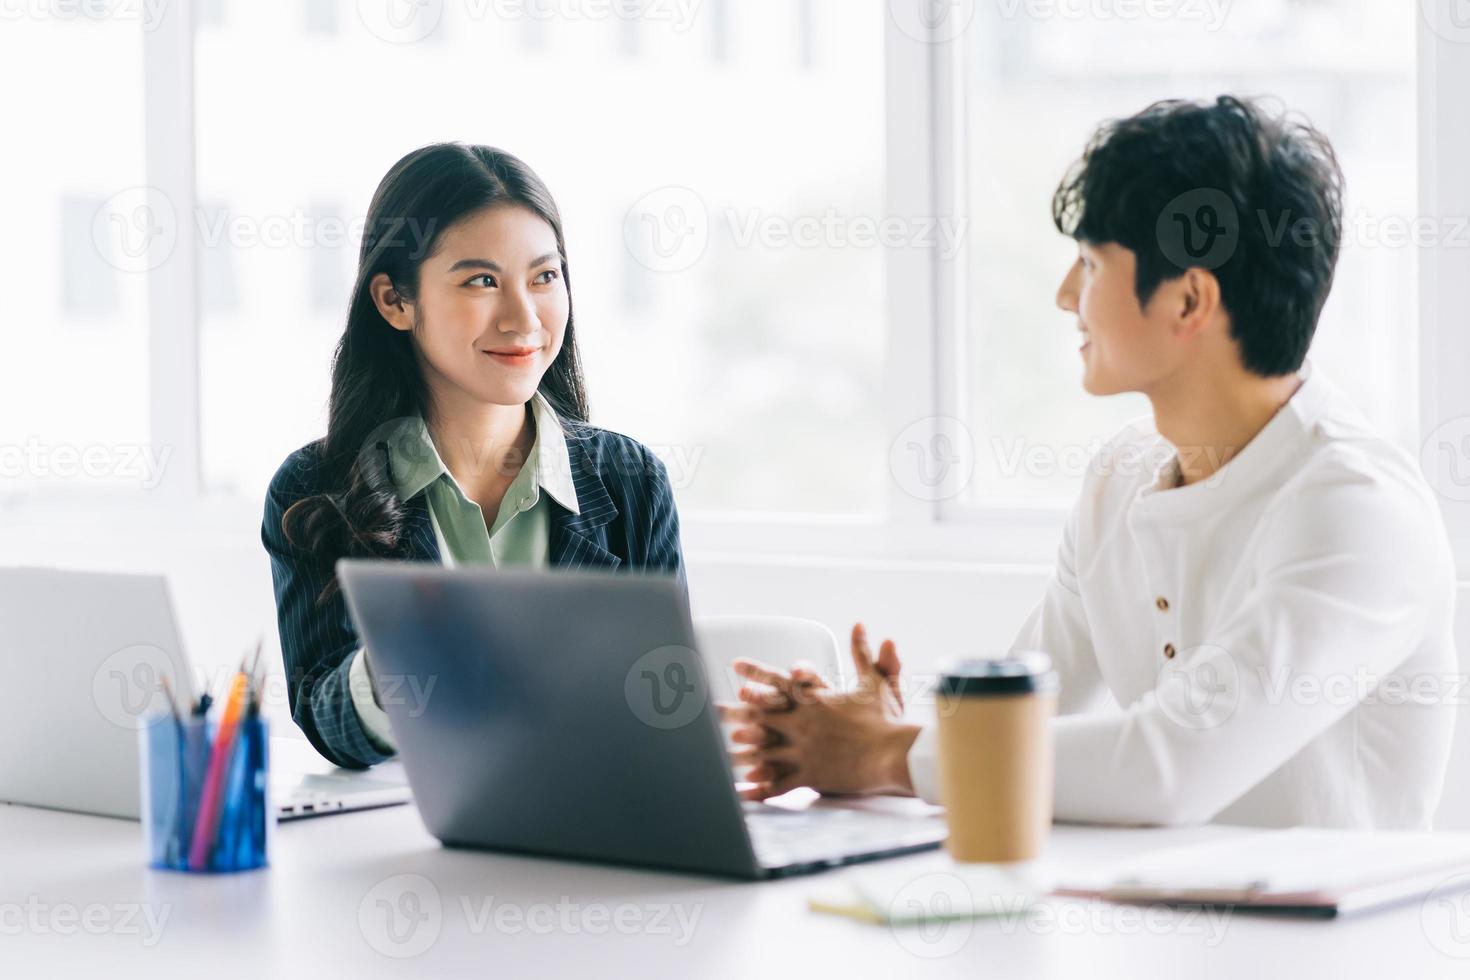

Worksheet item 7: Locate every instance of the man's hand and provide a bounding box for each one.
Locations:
[718,624,920,800]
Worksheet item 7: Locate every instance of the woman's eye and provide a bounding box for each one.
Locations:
[467,274,498,288]
[534,269,561,285]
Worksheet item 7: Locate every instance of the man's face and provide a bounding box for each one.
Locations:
[1055,240,1183,396]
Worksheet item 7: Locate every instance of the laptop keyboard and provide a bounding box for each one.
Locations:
[744,804,946,870]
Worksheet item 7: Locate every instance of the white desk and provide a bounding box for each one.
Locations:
[2,801,1467,979]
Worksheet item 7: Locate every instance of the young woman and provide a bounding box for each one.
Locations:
[262,144,684,769]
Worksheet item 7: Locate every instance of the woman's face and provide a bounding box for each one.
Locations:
[374,204,569,409]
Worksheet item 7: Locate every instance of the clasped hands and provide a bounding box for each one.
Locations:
[717,623,920,801]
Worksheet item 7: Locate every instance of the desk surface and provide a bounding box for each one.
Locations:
[3,801,1468,979]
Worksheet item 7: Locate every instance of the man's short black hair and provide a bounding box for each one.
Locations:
[1052,95,1345,377]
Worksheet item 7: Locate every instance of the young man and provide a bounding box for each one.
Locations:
[723,96,1458,829]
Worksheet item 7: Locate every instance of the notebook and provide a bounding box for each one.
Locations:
[1056,827,1470,918]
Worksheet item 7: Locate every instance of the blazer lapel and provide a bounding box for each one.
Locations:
[550,437,621,572]
[402,494,441,562]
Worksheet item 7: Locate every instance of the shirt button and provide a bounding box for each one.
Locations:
[1163,643,1177,659]
[518,495,533,511]
[1156,597,1170,612]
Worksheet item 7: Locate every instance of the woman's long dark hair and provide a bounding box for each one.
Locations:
[282,143,589,603]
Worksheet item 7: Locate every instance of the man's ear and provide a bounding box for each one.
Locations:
[369,272,415,332]
[1174,267,1222,341]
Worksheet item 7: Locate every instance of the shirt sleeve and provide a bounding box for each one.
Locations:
[1050,457,1450,826]
[349,647,397,753]
[908,500,1105,804]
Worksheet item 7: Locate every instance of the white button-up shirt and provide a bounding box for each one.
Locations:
[909,365,1458,829]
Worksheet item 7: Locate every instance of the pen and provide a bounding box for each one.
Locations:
[186,659,250,870]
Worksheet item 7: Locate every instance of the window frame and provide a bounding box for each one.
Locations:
[29,5,1466,577]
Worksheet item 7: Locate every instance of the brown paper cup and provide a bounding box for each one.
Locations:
[935,653,1057,864]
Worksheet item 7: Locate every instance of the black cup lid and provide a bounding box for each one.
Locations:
[937,652,1058,696]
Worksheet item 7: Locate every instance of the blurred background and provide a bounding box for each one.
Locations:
[0,0,1416,512]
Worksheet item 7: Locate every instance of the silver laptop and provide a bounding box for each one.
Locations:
[336,560,946,879]
[0,567,410,821]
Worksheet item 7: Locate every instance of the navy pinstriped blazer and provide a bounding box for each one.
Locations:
[261,424,686,770]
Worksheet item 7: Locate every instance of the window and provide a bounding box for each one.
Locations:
[960,0,1417,503]
[0,15,153,491]
[194,0,888,515]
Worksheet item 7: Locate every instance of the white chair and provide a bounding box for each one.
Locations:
[692,614,842,704]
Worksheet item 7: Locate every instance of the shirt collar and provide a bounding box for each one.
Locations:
[383,392,580,515]
[1131,359,1328,519]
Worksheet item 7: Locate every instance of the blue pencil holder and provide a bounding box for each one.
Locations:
[139,713,273,873]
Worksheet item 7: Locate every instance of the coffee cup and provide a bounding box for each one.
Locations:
[935,653,1058,863]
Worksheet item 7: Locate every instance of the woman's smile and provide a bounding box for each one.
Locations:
[481,345,541,366]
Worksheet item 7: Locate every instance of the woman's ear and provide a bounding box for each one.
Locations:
[369,272,415,332]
